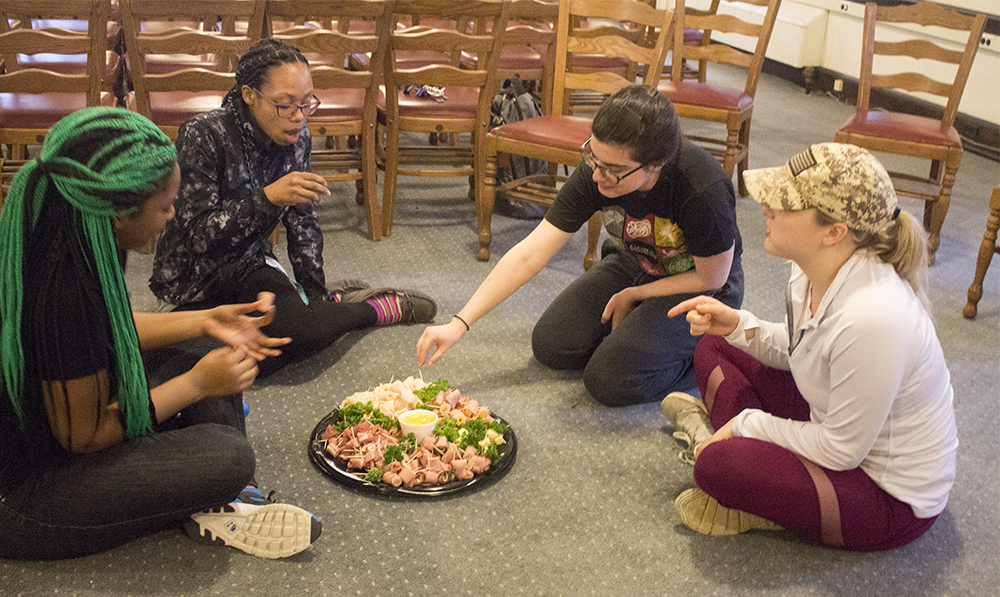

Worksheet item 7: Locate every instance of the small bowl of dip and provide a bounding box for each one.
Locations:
[398,409,439,443]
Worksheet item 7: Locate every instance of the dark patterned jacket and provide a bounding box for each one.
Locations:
[149,105,329,305]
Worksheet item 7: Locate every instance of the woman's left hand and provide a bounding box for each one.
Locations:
[601,287,640,330]
[204,292,291,360]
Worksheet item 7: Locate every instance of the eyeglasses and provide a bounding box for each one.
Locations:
[579,138,645,185]
[252,88,321,119]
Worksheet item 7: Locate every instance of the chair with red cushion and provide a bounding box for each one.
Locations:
[378,0,513,238]
[118,0,266,139]
[657,0,781,198]
[266,0,393,241]
[834,1,986,266]
[0,0,113,159]
[476,0,678,268]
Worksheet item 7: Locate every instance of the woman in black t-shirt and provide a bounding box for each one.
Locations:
[0,107,319,560]
[417,86,744,407]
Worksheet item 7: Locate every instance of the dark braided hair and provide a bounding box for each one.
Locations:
[591,85,682,168]
[222,38,309,187]
[0,107,176,438]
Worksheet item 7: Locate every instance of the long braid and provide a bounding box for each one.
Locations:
[0,107,176,438]
[222,38,308,187]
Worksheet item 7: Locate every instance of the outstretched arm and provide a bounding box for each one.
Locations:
[416,220,574,366]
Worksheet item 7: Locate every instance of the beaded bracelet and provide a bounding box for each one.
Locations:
[453,315,471,331]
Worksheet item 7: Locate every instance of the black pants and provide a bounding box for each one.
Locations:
[178,265,377,376]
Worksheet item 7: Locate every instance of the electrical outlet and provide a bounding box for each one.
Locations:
[833,79,844,92]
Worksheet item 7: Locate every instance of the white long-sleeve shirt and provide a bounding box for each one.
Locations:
[726,253,957,518]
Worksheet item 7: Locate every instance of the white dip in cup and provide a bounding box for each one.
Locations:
[398,409,438,443]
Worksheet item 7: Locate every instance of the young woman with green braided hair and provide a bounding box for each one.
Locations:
[150,38,436,376]
[0,107,321,560]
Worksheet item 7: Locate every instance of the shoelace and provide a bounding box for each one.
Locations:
[672,431,697,466]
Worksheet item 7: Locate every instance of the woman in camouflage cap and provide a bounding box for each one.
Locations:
[663,143,956,551]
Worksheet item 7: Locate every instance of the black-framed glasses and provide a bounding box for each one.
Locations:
[252,88,321,119]
[579,138,645,185]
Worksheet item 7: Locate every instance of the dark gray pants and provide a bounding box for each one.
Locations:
[532,242,743,407]
[0,339,254,560]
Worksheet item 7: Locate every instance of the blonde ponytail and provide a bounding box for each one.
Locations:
[854,210,932,314]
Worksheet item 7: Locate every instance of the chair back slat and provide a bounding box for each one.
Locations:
[874,39,965,64]
[871,73,955,99]
[683,42,753,69]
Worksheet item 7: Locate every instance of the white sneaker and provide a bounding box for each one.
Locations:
[661,392,714,465]
[184,502,322,559]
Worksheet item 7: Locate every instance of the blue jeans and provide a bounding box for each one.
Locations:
[532,241,744,407]
[0,339,255,560]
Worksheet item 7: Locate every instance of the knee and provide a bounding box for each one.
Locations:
[582,352,641,407]
[694,334,729,365]
[200,425,257,488]
[531,325,588,371]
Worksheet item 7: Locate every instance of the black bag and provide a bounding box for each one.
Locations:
[489,75,546,184]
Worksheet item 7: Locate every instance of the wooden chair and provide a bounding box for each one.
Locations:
[0,0,112,158]
[266,0,393,241]
[118,0,266,139]
[657,0,781,197]
[1,0,123,103]
[834,2,986,266]
[378,0,513,238]
[964,186,1000,320]
[461,0,559,115]
[476,0,677,268]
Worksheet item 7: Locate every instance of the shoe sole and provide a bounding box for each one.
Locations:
[185,502,320,559]
[675,488,782,536]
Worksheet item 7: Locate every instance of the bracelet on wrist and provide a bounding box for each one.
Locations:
[453,315,470,331]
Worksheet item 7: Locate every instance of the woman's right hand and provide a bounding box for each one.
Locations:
[416,319,467,367]
[263,171,331,206]
[668,295,740,337]
[190,346,259,397]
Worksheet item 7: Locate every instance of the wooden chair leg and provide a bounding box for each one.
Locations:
[381,121,401,238]
[926,157,959,267]
[964,186,1000,319]
[736,118,751,198]
[584,211,602,271]
[477,151,498,262]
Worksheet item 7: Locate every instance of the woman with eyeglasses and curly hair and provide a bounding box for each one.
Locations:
[0,107,320,560]
[417,85,744,408]
[151,38,436,377]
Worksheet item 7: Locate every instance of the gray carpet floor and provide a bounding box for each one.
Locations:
[3,65,998,596]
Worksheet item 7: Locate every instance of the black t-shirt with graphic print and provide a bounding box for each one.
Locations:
[545,139,742,280]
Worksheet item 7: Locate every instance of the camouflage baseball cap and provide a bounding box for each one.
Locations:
[744,143,897,233]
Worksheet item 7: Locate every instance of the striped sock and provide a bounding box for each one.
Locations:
[331,292,343,303]
[366,293,402,326]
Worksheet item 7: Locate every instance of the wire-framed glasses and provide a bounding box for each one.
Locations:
[252,88,321,119]
[579,138,645,185]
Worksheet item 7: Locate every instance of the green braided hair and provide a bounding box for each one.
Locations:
[0,107,177,439]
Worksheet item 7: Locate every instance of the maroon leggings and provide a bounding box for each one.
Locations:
[691,335,937,552]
